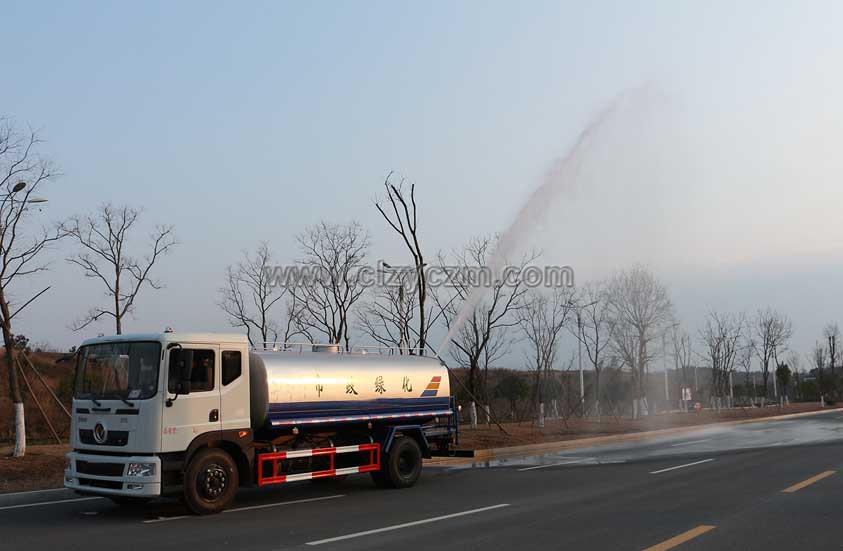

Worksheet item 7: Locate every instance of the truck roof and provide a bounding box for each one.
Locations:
[79,332,250,347]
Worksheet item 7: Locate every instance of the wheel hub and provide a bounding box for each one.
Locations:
[198,463,228,500]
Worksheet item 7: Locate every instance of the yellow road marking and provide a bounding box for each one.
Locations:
[642,525,716,551]
[782,470,836,493]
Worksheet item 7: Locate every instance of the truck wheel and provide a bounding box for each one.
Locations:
[183,448,239,515]
[371,436,422,489]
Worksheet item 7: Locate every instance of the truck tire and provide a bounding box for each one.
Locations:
[183,448,239,515]
[371,436,422,489]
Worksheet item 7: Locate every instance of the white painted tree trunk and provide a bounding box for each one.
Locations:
[636,397,649,417]
[632,399,639,419]
[551,399,559,420]
[482,405,491,426]
[537,402,545,427]
[13,402,25,457]
[469,401,478,429]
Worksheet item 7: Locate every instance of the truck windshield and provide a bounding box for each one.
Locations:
[74,341,162,401]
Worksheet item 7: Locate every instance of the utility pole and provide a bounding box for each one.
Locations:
[398,285,407,350]
[729,371,734,408]
[694,365,698,393]
[578,312,585,416]
[662,334,669,407]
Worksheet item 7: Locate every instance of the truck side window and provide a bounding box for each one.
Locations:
[168,349,215,393]
[221,351,241,386]
[190,350,215,392]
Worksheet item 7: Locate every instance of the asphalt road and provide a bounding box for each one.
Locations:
[2,411,842,551]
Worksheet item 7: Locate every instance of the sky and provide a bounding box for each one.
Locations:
[2,0,842,368]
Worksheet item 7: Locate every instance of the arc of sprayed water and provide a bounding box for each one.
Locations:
[437,90,638,356]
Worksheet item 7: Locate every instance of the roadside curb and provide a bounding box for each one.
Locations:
[425,406,843,466]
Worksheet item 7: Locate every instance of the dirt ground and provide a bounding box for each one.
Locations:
[1,403,838,494]
[456,402,840,449]
[0,443,68,494]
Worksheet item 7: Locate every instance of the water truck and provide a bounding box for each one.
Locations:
[63,331,458,514]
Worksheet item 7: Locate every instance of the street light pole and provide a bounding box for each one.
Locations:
[729,370,734,408]
[578,312,584,416]
[662,334,669,407]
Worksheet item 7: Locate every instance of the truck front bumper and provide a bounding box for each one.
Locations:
[64,451,162,497]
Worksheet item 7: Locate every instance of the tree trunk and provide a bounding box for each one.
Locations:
[1,296,25,457]
[114,272,122,335]
[593,370,601,421]
[13,402,25,456]
[469,401,478,429]
[537,402,545,427]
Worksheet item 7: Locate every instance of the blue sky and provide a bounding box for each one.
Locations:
[3,1,842,365]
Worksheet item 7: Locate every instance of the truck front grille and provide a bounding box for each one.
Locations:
[76,460,125,477]
[79,429,129,446]
[78,478,123,490]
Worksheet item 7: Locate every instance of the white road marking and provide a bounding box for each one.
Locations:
[142,494,345,524]
[0,497,101,511]
[670,439,711,447]
[518,458,593,472]
[144,514,191,524]
[0,487,67,498]
[306,503,510,546]
[223,494,345,513]
[650,458,715,475]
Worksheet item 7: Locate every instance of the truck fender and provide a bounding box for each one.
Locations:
[185,429,254,486]
[382,426,431,458]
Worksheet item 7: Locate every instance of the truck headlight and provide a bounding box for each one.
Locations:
[127,463,156,477]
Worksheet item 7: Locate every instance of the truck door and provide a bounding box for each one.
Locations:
[219,347,251,433]
[162,345,221,452]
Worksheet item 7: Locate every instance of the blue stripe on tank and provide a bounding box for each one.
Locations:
[266,397,450,423]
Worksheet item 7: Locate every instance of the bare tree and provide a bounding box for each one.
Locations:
[785,350,802,400]
[752,308,792,405]
[737,334,756,406]
[0,120,63,457]
[518,287,575,426]
[433,235,535,428]
[698,311,743,412]
[219,242,303,347]
[374,173,430,352]
[356,272,417,351]
[607,265,673,419]
[569,281,614,418]
[65,204,176,334]
[290,221,369,350]
[824,322,839,376]
[810,341,828,402]
[673,327,695,410]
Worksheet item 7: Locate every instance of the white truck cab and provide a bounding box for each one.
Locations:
[65,332,250,502]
